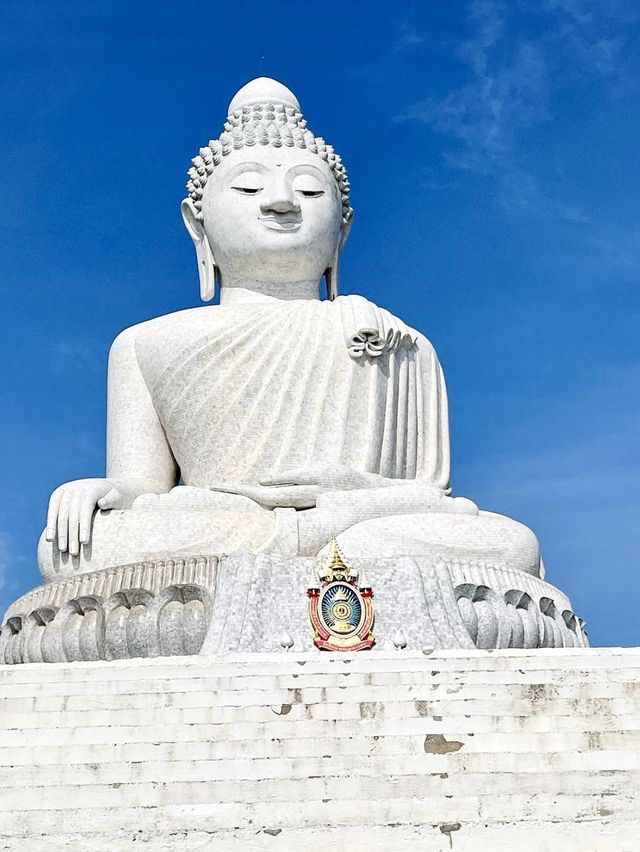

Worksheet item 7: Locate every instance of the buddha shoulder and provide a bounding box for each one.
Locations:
[107,298,437,372]
[108,306,228,366]
[334,294,436,360]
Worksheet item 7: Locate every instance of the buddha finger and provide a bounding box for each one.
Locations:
[46,487,65,541]
[260,469,320,487]
[97,487,123,510]
[67,495,82,556]
[56,493,70,552]
[209,483,258,498]
[257,485,321,509]
[78,498,96,545]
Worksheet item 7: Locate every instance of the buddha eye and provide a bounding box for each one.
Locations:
[232,186,263,195]
[292,174,325,198]
[230,170,264,195]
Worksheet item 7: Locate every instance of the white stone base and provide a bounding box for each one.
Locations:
[0,648,638,850]
[1,554,586,662]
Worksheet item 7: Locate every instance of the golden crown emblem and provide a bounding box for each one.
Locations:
[307,538,375,652]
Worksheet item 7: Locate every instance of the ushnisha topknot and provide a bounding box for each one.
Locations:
[185,77,352,223]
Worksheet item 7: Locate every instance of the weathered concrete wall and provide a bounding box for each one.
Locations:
[0,648,638,850]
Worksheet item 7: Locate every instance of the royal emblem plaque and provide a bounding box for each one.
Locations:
[307,539,375,651]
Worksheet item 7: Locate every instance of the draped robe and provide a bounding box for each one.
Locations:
[133,295,450,491]
[40,294,541,581]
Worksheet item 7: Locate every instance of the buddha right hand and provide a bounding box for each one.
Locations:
[45,478,146,556]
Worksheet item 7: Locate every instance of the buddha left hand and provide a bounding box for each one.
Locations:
[210,465,407,509]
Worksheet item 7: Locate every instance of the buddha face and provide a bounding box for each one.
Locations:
[198,145,346,286]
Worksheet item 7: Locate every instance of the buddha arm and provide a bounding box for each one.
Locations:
[413,343,451,492]
[211,335,452,508]
[106,326,178,492]
[43,326,178,557]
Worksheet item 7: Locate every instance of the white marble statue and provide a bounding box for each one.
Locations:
[38,77,541,583]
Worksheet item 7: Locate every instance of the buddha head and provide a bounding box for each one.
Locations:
[181,78,353,302]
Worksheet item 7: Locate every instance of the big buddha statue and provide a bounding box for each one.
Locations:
[2,78,587,661]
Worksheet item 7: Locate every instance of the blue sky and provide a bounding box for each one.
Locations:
[1,0,638,646]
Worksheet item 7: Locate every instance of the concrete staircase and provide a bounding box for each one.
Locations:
[0,648,639,851]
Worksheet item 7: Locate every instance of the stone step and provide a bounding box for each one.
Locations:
[2,696,640,730]
[1,649,638,685]
[1,649,637,849]
[5,670,640,709]
[1,667,638,701]
[7,820,640,852]
[0,738,638,771]
[0,784,634,830]
[1,791,636,835]
[0,708,640,753]
[2,681,638,711]
[1,754,639,789]
[1,718,638,751]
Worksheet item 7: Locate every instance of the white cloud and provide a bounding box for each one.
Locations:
[542,0,632,79]
[542,0,636,28]
[395,0,636,222]
[458,361,640,577]
[400,41,549,175]
[394,26,426,53]
[496,166,591,223]
[458,0,506,76]
[50,338,103,376]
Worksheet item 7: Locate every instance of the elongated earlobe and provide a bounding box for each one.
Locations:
[181,198,218,302]
[325,217,353,301]
[196,237,216,301]
[325,248,340,301]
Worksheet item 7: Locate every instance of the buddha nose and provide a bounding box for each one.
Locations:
[260,177,300,215]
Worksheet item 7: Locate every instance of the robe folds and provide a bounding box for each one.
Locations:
[133,295,451,491]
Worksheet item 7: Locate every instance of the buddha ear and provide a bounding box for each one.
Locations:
[325,215,353,301]
[181,198,217,302]
[339,214,353,252]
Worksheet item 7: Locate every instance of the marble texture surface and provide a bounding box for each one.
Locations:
[0,648,637,850]
[34,76,545,588]
[2,76,586,660]
[1,554,586,663]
